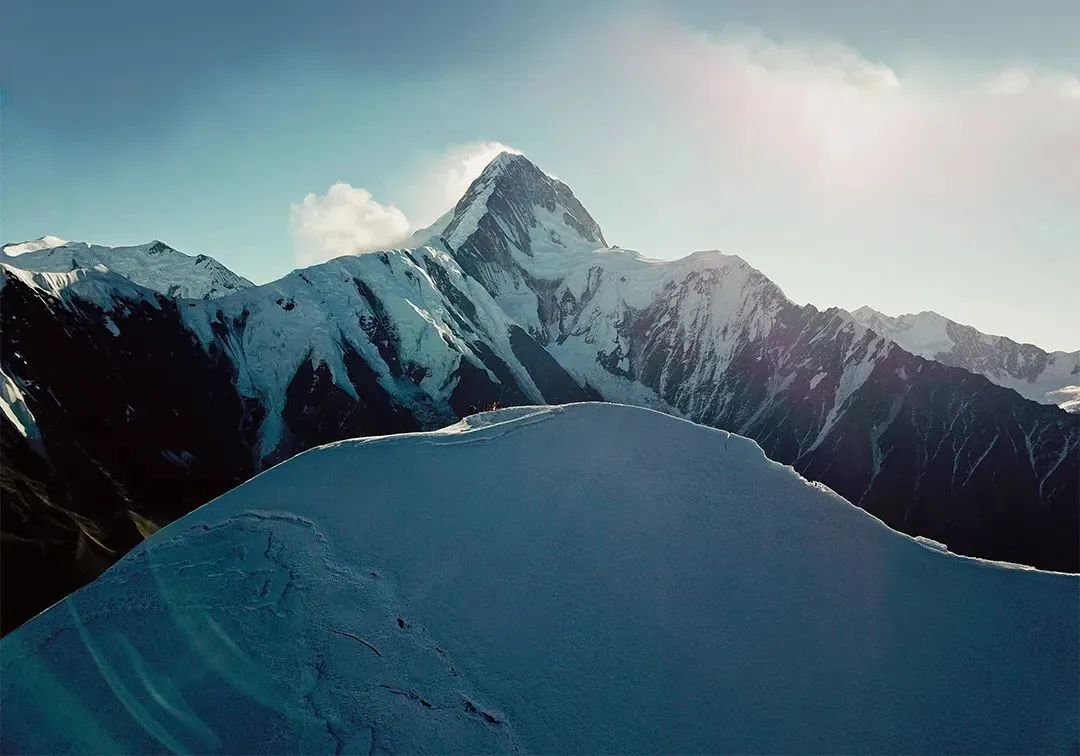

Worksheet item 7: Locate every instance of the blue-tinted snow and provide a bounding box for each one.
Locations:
[2,404,1076,753]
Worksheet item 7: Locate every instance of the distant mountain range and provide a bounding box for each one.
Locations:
[1,238,253,300]
[851,306,1079,411]
[2,153,1076,634]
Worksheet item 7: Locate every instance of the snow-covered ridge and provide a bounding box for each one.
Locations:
[1047,385,1080,413]
[851,306,1080,410]
[0,238,253,300]
[546,246,800,405]
[0,262,160,310]
[2,404,1075,753]
[181,243,587,459]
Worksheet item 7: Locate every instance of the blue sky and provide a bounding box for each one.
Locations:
[3,0,1077,349]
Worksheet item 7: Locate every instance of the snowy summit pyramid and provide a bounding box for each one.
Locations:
[2,404,1075,753]
[443,151,606,253]
[430,152,608,326]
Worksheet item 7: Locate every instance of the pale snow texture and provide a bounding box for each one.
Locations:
[1,404,1076,754]
[1047,385,1080,413]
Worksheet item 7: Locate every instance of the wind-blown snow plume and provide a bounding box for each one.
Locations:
[410,141,522,225]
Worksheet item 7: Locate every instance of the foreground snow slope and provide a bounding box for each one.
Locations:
[2,404,1075,754]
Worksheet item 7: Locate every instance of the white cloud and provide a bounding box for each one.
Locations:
[290,183,410,267]
[587,21,1080,202]
[595,23,910,194]
[983,68,1035,96]
[983,66,1080,100]
[705,25,899,91]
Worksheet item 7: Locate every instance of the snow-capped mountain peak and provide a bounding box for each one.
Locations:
[443,151,606,267]
[0,238,253,300]
[431,152,612,336]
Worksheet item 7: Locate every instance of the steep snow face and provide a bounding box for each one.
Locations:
[851,306,1080,411]
[539,247,886,465]
[182,244,592,461]
[2,404,1076,754]
[443,152,605,257]
[0,239,253,300]
[0,369,39,445]
[1047,385,1080,412]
